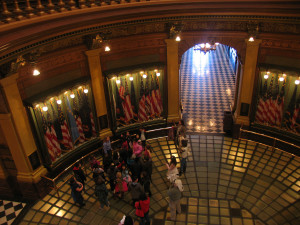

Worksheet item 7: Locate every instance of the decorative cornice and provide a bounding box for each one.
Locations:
[0,15,299,70]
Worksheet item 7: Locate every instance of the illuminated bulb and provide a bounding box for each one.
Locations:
[175,35,181,42]
[78,86,82,89]
[70,93,75,98]
[57,99,62,104]
[116,79,120,84]
[129,76,133,81]
[64,91,68,95]
[143,74,147,78]
[215,42,220,45]
[156,72,161,77]
[264,74,269,79]
[140,71,144,74]
[35,104,39,108]
[42,106,48,111]
[33,69,40,76]
[249,36,254,42]
[154,69,158,72]
[105,46,110,52]
[295,79,300,85]
[279,77,284,82]
[205,43,211,48]
[84,88,88,93]
[200,43,205,48]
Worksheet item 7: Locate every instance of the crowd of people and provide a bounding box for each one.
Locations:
[69,121,189,224]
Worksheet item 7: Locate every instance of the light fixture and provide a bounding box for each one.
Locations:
[104,45,110,52]
[70,93,75,98]
[57,99,62,104]
[154,69,158,72]
[264,74,269,79]
[249,36,255,42]
[194,42,218,54]
[42,106,48,111]
[175,35,181,42]
[156,72,161,77]
[116,78,120,84]
[129,76,133,81]
[279,76,284,82]
[35,104,39,108]
[84,88,88,93]
[143,74,147,78]
[295,78,300,85]
[33,69,40,76]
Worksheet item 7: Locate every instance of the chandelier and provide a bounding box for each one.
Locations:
[194,42,219,54]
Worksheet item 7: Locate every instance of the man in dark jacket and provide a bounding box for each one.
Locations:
[73,162,86,190]
[128,176,144,207]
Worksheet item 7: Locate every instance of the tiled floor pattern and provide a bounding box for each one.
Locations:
[0,200,26,225]
[4,135,300,225]
[180,44,236,133]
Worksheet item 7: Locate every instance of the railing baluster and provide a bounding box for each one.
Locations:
[58,0,67,12]
[110,0,118,5]
[25,0,35,18]
[79,0,87,8]
[101,0,108,6]
[47,0,56,14]
[1,1,14,23]
[13,0,25,20]
[68,0,77,10]
[89,0,96,7]
[36,0,46,16]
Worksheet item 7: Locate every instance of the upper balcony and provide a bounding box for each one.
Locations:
[0,0,299,69]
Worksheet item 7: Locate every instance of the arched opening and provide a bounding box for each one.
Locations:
[180,43,238,133]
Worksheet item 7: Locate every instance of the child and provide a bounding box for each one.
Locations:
[179,139,189,176]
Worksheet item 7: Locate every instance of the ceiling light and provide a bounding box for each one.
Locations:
[33,69,40,76]
[249,36,254,42]
[84,88,88,93]
[42,106,48,111]
[70,93,75,98]
[175,35,181,42]
[57,99,62,104]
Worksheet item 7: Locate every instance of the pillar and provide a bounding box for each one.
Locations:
[234,39,262,126]
[165,39,180,122]
[0,73,47,197]
[85,48,112,137]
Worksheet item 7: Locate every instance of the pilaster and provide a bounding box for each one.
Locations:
[85,48,108,117]
[235,39,262,126]
[165,39,180,122]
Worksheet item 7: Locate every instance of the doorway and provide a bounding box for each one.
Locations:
[180,44,237,133]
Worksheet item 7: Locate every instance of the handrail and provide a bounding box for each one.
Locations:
[239,125,299,157]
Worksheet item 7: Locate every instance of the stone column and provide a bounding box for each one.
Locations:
[0,73,47,197]
[165,39,180,122]
[235,39,262,126]
[85,48,112,137]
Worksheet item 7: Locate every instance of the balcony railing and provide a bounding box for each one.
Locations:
[0,0,152,25]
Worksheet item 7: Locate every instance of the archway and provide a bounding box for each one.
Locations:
[180,43,238,133]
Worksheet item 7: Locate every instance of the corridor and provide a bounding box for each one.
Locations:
[180,44,236,133]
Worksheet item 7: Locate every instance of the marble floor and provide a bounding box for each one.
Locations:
[180,44,236,133]
[5,135,299,225]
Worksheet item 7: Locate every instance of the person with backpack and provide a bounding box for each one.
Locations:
[167,179,183,221]
[95,176,110,210]
[135,193,150,225]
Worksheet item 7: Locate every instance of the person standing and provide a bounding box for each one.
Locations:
[167,179,183,221]
[179,139,189,176]
[139,127,146,147]
[103,136,112,157]
[166,155,179,183]
[128,176,145,207]
[70,177,85,207]
[95,176,110,210]
[176,120,186,146]
[135,193,150,225]
[73,162,86,190]
[140,171,152,197]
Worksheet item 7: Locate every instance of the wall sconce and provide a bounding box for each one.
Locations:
[42,105,48,111]
[156,72,161,77]
[84,88,89,93]
[116,78,120,84]
[143,74,147,78]
[295,77,300,85]
[70,93,75,98]
[129,76,133,81]
[57,99,62,104]
[33,68,40,76]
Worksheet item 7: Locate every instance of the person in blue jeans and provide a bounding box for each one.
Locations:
[179,139,189,176]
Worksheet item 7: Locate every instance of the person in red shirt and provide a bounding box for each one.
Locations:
[135,193,150,225]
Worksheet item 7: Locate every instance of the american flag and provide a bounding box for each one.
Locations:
[40,108,57,162]
[57,101,73,149]
[145,75,154,118]
[46,110,62,158]
[155,72,163,115]
[275,78,285,127]
[284,86,299,132]
[115,81,125,124]
[138,78,147,121]
[265,75,275,125]
[130,76,138,120]
[150,74,160,116]
[255,77,268,123]
[73,95,86,143]
[121,78,134,123]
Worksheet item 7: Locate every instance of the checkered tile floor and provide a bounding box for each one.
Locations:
[0,200,26,225]
[180,44,236,133]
